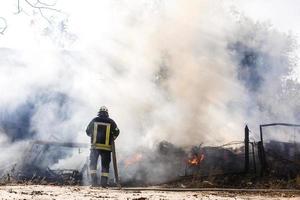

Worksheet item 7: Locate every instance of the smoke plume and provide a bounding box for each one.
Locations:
[0,0,299,183]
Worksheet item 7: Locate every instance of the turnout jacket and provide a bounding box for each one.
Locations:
[86,114,119,151]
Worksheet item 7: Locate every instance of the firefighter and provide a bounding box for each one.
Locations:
[86,106,120,187]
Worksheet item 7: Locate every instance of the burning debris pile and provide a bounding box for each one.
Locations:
[118,141,186,186]
[0,123,300,189]
[111,124,299,188]
[117,141,247,186]
[0,139,246,187]
[184,144,245,177]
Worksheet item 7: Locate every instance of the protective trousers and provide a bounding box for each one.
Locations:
[90,149,111,187]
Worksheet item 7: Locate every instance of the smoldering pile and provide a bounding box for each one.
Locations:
[0,139,246,186]
[118,141,246,186]
[0,131,299,187]
[0,140,84,185]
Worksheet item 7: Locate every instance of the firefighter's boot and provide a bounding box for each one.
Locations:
[100,176,108,188]
[91,173,98,187]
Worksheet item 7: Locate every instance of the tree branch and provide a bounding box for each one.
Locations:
[17,0,20,13]
[16,0,63,25]
[36,0,57,7]
[24,0,61,12]
[0,17,8,35]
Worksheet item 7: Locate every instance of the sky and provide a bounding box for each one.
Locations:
[1,1,299,48]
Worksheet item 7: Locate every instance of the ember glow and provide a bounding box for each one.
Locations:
[124,153,143,167]
[187,154,205,166]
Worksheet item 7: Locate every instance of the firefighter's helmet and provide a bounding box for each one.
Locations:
[99,106,108,113]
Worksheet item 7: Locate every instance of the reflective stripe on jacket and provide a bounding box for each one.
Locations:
[86,115,119,151]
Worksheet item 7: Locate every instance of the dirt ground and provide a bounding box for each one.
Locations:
[0,185,299,200]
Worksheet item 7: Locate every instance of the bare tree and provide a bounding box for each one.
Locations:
[0,0,62,35]
[1,0,75,46]
[17,0,62,24]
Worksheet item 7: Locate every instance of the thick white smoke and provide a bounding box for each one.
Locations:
[0,0,299,182]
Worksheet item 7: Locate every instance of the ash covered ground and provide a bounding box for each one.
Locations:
[0,185,299,200]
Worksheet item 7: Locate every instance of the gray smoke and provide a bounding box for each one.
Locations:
[0,0,299,183]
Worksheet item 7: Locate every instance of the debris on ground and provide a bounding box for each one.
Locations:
[0,185,299,200]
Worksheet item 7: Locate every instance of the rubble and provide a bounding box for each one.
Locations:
[0,140,88,186]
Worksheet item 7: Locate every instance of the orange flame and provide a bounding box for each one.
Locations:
[124,153,143,167]
[187,154,205,166]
